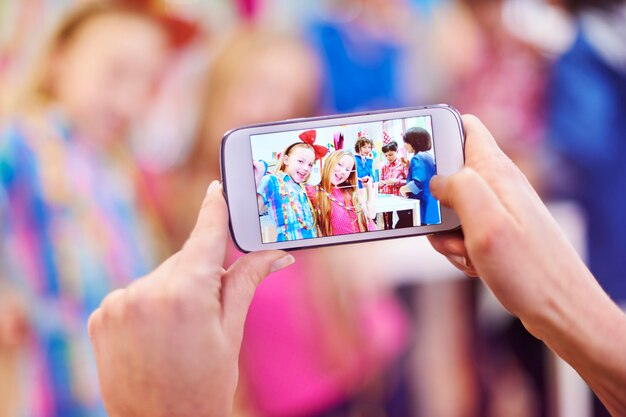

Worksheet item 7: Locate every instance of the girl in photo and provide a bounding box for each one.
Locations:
[399,127,441,225]
[256,141,318,241]
[0,3,175,416]
[313,150,377,236]
[166,31,408,417]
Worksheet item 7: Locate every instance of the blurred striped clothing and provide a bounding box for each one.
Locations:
[0,111,160,417]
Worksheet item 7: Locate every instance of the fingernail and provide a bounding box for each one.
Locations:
[207,181,219,196]
[270,254,295,273]
[449,255,468,268]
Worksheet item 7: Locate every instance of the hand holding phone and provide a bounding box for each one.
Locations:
[88,183,294,417]
[221,105,464,251]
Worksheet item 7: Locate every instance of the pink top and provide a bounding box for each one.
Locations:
[229,242,408,416]
[306,186,377,236]
[327,187,377,235]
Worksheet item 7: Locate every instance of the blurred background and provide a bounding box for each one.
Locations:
[0,0,624,417]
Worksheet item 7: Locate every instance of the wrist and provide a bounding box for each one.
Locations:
[527,262,626,373]
[534,268,626,415]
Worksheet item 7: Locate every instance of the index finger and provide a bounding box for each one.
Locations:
[176,181,229,278]
[430,168,517,258]
[461,114,505,165]
[461,114,538,224]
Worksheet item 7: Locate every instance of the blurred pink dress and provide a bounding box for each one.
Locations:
[233,245,408,416]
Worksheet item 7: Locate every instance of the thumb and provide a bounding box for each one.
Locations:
[221,251,295,339]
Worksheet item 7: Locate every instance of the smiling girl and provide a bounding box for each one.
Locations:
[0,2,174,416]
[256,142,318,241]
[312,150,378,236]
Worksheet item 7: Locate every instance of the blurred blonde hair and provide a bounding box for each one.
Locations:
[193,26,321,173]
[317,150,369,236]
[12,1,159,113]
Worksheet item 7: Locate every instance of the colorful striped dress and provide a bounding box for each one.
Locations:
[257,172,317,242]
[0,111,160,417]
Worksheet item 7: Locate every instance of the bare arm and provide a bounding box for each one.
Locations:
[428,115,626,416]
[257,194,266,212]
[254,161,269,213]
[363,180,376,219]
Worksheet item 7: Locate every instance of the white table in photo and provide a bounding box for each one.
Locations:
[375,194,420,227]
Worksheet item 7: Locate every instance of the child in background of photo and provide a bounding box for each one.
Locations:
[379,140,412,229]
[256,141,318,241]
[400,127,441,225]
[311,150,377,236]
[0,3,173,416]
[354,136,374,188]
[379,141,407,195]
[151,28,409,417]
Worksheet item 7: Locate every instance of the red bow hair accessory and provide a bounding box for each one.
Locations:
[124,0,199,48]
[299,130,328,160]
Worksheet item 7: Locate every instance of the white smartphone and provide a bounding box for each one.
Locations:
[221,105,465,252]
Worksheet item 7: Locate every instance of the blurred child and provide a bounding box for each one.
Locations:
[379,140,412,229]
[256,140,318,242]
[148,28,321,248]
[400,127,441,225]
[354,136,374,188]
[0,3,172,416]
[312,150,378,236]
[153,28,410,416]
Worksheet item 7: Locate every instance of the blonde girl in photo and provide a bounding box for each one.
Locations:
[312,150,378,236]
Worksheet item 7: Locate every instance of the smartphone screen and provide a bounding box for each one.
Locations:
[250,115,441,244]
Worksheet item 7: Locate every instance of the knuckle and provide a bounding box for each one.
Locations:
[99,289,125,313]
[235,254,269,287]
[170,279,221,319]
[124,284,156,319]
[472,214,511,255]
[99,289,129,323]
[166,289,195,316]
[448,167,476,193]
[188,262,223,281]
[87,310,102,340]
[473,155,515,189]
[239,262,264,290]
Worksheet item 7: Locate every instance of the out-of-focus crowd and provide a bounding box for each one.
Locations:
[0,1,624,417]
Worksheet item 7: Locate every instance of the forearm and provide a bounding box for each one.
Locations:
[257,194,266,212]
[365,191,376,219]
[532,262,626,415]
[406,180,421,195]
[0,343,20,417]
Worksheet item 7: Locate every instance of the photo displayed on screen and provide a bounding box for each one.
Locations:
[252,115,442,243]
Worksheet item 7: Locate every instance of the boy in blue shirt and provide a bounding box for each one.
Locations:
[354,137,374,189]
